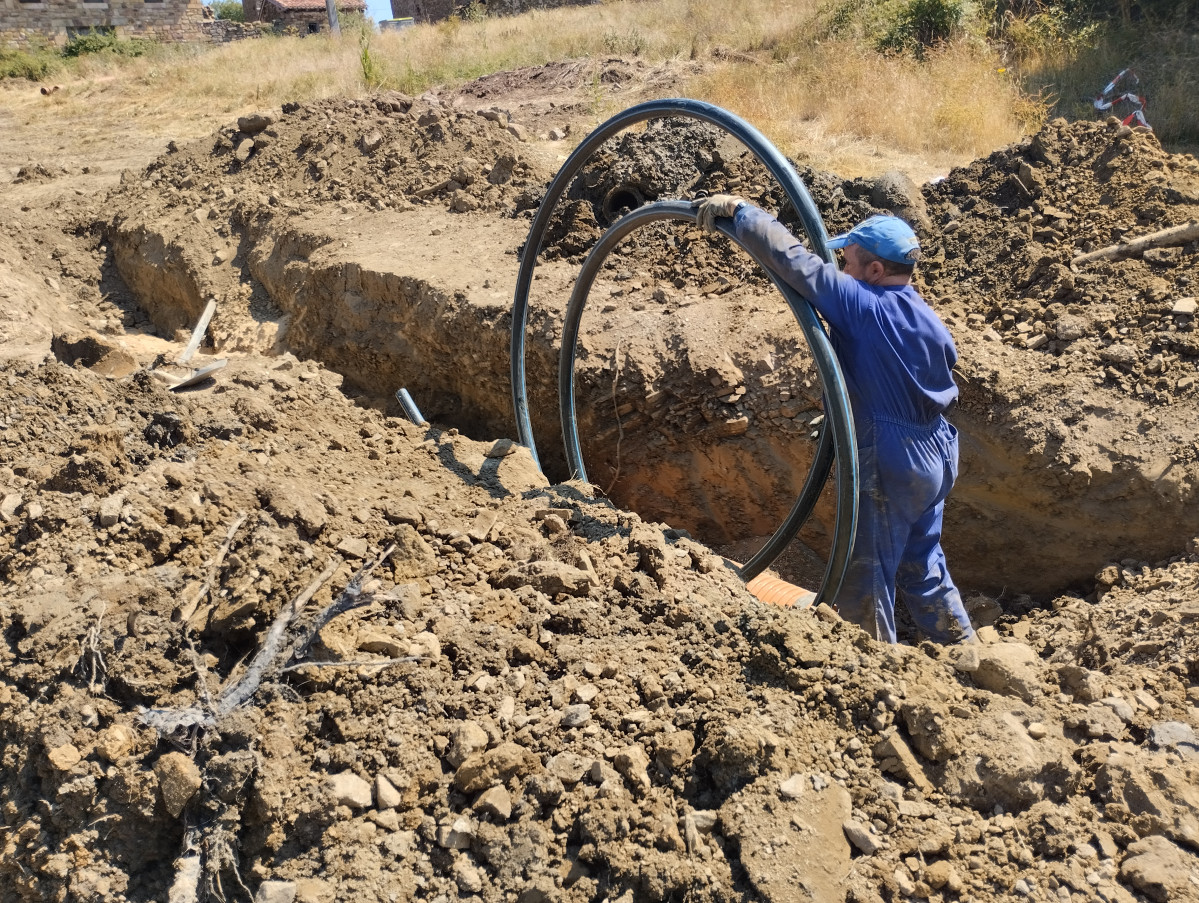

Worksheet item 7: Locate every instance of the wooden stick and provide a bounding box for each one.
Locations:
[1072,220,1199,267]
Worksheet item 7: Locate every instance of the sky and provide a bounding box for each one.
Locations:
[363,0,395,23]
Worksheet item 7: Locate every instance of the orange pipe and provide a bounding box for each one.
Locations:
[745,573,818,609]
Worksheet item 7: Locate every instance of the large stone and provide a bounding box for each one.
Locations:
[973,642,1042,702]
[447,721,489,768]
[233,138,255,163]
[655,730,695,771]
[559,704,590,728]
[262,481,326,535]
[937,707,1077,811]
[474,785,512,821]
[1149,722,1199,757]
[1057,664,1110,702]
[843,819,885,855]
[721,773,852,902]
[237,112,276,135]
[390,524,439,579]
[873,729,934,794]
[409,632,441,660]
[694,717,785,794]
[357,630,408,658]
[375,774,402,810]
[255,881,297,903]
[437,816,475,850]
[496,560,594,597]
[1119,835,1199,902]
[95,723,136,762]
[1095,751,1199,847]
[613,745,651,794]
[47,743,82,772]
[98,492,124,528]
[155,751,201,818]
[546,752,591,785]
[453,742,541,794]
[327,772,372,809]
[0,493,21,522]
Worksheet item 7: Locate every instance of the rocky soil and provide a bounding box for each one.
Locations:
[0,56,1198,903]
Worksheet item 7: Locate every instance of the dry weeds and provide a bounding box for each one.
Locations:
[0,0,1055,182]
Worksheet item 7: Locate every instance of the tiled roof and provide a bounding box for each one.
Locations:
[265,0,366,11]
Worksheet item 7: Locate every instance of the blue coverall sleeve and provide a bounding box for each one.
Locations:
[729,205,870,334]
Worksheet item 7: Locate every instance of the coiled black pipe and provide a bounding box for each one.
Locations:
[558,200,856,597]
[509,99,858,602]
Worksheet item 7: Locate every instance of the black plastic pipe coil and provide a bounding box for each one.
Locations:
[509,98,858,605]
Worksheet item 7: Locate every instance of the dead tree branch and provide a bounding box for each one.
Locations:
[1072,219,1199,267]
[288,544,396,664]
[141,544,397,741]
[215,557,341,712]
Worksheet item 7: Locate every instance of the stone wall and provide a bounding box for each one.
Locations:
[0,0,207,45]
[261,7,328,31]
[201,18,270,41]
[389,0,596,23]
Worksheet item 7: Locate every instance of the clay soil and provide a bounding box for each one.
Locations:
[1,54,1199,903]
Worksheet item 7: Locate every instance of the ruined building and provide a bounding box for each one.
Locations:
[0,0,207,45]
[241,0,367,33]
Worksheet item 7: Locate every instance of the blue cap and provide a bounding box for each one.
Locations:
[826,215,920,264]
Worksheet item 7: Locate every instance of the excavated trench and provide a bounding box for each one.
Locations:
[98,100,1199,600]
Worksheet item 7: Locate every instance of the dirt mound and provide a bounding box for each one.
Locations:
[539,116,894,259]
[1,350,1197,903]
[922,117,1199,406]
[12,162,66,184]
[115,92,547,223]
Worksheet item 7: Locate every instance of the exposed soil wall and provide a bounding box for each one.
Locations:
[100,89,1199,598]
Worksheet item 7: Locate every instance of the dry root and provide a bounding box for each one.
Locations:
[76,603,108,694]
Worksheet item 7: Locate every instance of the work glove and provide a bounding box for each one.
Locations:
[694,194,746,233]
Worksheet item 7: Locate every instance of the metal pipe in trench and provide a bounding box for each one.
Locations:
[509,99,859,606]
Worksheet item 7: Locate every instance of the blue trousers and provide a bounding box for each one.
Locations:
[834,417,975,645]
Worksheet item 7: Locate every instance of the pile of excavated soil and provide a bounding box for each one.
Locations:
[923,117,1199,407]
[0,351,1196,903]
[128,92,547,218]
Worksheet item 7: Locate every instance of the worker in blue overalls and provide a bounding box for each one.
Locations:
[695,195,976,646]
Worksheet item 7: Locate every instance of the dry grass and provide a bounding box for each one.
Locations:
[1,0,1055,180]
[363,0,827,92]
[693,40,1039,179]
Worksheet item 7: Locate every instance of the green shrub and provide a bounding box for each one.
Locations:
[63,30,155,58]
[877,0,964,56]
[208,0,245,21]
[0,45,60,80]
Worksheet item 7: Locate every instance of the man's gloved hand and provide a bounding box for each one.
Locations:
[694,194,746,232]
